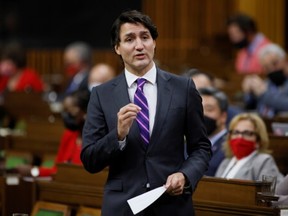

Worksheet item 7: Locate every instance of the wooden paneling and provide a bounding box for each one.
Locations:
[26,49,122,88]
[142,0,235,74]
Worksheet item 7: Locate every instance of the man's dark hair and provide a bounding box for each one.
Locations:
[198,87,229,113]
[181,68,214,83]
[227,13,257,34]
[110,10,158,48]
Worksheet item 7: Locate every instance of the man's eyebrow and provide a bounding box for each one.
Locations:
[124,30,150,37]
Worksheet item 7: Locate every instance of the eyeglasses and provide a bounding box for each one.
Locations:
[229,130,258,138]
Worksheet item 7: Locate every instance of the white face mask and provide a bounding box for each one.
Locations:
[88,82,101,91]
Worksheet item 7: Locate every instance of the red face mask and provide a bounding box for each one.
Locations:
[229,137,257,160]
[65,65,80,77]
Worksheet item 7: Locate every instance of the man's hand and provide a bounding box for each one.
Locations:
[117,103,141,140]
[165,172,186,196]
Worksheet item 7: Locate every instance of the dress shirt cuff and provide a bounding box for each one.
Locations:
[118,137,127,151]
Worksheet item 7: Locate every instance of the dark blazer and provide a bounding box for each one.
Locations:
[205,131,227,176]
[81,68,212,216]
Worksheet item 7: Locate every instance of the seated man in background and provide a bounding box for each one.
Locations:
[242,43,288,118]
[215,112,283,184]
[16,89,90,177]
[198,87,228,176]
[182,68,242,125]
[88,63,116,91]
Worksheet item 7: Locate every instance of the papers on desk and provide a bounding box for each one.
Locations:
[127,186,167,215]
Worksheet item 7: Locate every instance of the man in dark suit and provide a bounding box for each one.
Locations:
[198,87,228,176]
[81,10,211,216]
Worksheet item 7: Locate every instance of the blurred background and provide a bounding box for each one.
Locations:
[0,0,285,77]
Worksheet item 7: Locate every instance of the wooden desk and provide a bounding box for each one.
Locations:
[3,92,54,121]
[36,164,107,208]
[0,175,36,216]
[4,118,65,163]
[269,135,288,175]
[36,164,286,216]
[193,177,281,216]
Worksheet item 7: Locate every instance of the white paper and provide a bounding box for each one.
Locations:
[281,209,288,216]
[127,186,167,215]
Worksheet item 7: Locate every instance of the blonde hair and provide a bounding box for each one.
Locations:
[223,113,270,158]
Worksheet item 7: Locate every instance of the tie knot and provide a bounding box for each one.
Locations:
[136,78,147,91]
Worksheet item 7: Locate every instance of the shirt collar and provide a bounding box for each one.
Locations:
[209,129,227,146]
[125,62,157,87]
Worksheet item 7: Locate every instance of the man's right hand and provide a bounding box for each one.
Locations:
[117,103,141,140]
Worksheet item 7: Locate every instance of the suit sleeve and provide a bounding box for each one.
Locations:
[81,88,121,173]
[180,79,212,191]
[258,88,288,111]
[255,155,284,184]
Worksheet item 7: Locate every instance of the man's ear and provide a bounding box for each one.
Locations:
[115,45,120,55]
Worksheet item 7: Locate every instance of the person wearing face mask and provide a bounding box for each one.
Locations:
[198,87,229,176]
[227,13,271,74]
[0,42,44,94]
[88,63,116,92]
[59,41,92,100]
[242,43,288,117]
[182,68,242,125]
[16,90,90,177]
[215,113,283,184]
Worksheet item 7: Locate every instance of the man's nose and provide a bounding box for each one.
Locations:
[135,38,144,50]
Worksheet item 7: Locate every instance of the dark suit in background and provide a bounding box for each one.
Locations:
[205,131,227,176]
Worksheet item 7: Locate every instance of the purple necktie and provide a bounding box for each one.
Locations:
[134,78,149,145]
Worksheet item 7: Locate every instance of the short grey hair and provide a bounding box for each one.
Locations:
[258,43,286,61]
[65,41,92,65]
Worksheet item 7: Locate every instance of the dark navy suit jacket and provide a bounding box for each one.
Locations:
[81,68,212,216]
[205,131,227,176]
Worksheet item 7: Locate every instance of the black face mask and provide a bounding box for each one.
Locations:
[204,115,217,136]
[267,70,286,86]
[232,38,249,49]
[62,111,82,131]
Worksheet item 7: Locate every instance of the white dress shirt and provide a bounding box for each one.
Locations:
[119,63,157,149]
[221,151,258,179]
[124,63,157,134]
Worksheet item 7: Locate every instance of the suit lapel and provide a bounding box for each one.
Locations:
[112,73,130,109]
[149,69,173,150]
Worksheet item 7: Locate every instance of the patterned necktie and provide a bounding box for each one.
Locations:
[134,78,150,145]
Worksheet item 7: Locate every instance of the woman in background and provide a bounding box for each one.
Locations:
[215,113,283,184]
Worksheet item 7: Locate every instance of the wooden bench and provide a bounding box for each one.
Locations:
[269,134,288,175]
[3,92,55,121]
[0,175,36,216]
[193,177,282,216]
[36,164,107,209]
[35,164,285,215]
